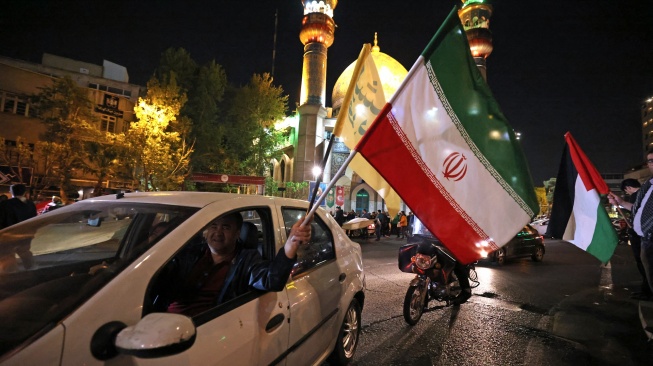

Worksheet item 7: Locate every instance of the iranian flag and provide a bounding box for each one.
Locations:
[546,132,617,263]
[355,7,539,264]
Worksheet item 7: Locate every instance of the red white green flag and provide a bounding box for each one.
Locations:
[354,7,539,264]
[546,132,617,263]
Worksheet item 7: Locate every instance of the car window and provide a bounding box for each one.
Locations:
[281,208,335,276]
[145,208,272,319]
[0,201,197,358]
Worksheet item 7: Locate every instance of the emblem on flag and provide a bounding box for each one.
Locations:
[443,152,467,181]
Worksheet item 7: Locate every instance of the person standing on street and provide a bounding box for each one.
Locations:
[0,184,37,271]
[398,211,408,239]
[616,178,652,300]
[334,206,346,227]
[608,149,653,297]
[0,184,37,229]
[391,212,400,236]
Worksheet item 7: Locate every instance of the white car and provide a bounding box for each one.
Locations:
[530,218,549,237]
[0,192,365,365]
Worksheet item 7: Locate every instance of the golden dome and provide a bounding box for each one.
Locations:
[331,33,408,112]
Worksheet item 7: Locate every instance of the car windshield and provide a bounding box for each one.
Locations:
[0,200,198,356]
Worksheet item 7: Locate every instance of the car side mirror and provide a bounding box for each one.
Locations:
[115,313,196,358]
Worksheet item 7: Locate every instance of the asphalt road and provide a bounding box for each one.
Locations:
[347,236,653,365]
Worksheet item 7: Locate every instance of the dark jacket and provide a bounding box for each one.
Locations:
[163,239,297,308]
[0,198,37,229]
[334,209,346,226]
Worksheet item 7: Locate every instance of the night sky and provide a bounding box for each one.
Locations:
[1,0,652,185]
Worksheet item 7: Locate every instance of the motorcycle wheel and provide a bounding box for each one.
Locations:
[403,285,426,325]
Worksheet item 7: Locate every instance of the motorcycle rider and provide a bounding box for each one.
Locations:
[416,241,472,305]
[452,263,472,305]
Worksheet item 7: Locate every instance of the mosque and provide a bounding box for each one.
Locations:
[268,0,493,214]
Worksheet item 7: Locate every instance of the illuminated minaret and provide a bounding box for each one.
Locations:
[294,0,337,182]
[458,0,493,81]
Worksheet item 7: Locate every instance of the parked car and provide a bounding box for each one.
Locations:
[483,224,545,265]
[0,192,365,365]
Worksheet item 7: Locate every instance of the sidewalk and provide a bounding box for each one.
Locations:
[547,243,653,363]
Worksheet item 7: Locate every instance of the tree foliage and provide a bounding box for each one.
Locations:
[34,76,97,201]
[152,49,289,188]
[126,77,193,191]
[222,73,288,175]
[0,136,35,184]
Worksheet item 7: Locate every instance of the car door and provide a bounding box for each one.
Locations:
[57,199,291,365]
[279,207,343,365]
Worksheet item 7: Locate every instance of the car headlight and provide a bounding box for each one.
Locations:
[414,253,436,270]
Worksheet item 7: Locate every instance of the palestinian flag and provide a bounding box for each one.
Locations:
[354,7,539,264]
[546,132,617,263]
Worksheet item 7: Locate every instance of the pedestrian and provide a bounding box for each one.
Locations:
[334,206,346,227]
[391,212,400,236]
[608,149,653,296]
[0,184,37,271]
[617,178,652,300]
[374,213,382,241]
[376,210,387,238]
[0,184,37,229]
[398,211,408,239]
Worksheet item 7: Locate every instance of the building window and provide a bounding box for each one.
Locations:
[100,115,116,133]
[1,92,31,117]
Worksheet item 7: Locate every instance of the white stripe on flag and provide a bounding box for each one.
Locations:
[569,174,600,250]
[390,62,530,246]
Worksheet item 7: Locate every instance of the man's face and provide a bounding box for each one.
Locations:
[205,216,240,255]
[625,186,639,195]
[648,153,653,174]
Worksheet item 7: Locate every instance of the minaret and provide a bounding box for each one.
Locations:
[458,0,493,81]
[294,0,337,182]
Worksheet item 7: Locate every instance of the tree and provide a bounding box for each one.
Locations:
[34,76,97,202]
[0,136,35,184]
[85,132,129,196]
[126,77,193,191]
[222,73,288,175]
[152,48,229,175]
[544,178,557,204]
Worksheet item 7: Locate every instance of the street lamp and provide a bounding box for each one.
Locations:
[312,166,322,181]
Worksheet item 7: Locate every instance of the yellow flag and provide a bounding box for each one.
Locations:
[333,44,402,217]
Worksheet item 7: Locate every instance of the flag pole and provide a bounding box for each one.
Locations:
[303,149,358,225]
[307,134,336,212]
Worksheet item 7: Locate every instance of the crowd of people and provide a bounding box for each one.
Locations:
[331,206,414,240]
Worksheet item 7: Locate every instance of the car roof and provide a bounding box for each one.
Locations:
[83,192,311,209]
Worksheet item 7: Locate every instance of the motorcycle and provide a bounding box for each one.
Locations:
[398,239,479,325]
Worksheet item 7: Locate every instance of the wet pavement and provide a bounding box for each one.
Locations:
[349,235,653,365]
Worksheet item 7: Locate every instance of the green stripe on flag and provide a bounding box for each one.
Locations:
[421,7,538,215]
[586,201,618,264]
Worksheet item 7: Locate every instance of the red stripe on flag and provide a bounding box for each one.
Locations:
[564,132,608,194]
[358,108,494,264]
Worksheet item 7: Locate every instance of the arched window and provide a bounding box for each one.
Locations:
[356,189,369,214]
